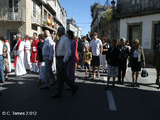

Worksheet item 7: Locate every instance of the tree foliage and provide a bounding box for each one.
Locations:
[90,2,99,19]
[103,9,113,23]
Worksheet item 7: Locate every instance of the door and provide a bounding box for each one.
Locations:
[129,25,141,45]
[8,0,19,20]
[8,31,18,50]
[154,24,160,50]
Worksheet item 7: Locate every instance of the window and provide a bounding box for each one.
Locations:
[33,0,36,17]
[44,10,47,20]
[9,0,19,12]
[54,0,56,7]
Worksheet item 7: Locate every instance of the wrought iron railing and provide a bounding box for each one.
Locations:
[117,0,160,16]
[0,8,25,21]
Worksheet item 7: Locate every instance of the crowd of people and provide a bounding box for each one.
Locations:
[0,26,160,98]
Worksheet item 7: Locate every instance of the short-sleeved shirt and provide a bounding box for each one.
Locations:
[89,38,102,56]
[83,52,92,64]
[3,44,8,58]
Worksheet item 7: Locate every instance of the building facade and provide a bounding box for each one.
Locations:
[90,2,119,39]
[0,0,67,49]
[117,0,160,63]
[67,17,81,38]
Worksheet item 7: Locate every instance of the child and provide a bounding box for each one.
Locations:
[83,47,92,79]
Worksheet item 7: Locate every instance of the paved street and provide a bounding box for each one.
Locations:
[0,65,160,120]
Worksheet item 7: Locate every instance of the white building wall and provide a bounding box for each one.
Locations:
[120,13,160,49]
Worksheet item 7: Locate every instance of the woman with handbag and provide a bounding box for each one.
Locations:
[130,39,145,87]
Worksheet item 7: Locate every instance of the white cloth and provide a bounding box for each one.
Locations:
[100,55,107,71]
[39,62,45,80]
[31,63,39,73]
[52,41,56,71]
[5,42,11,72]
[13,41,27,76]
[24,40,31,70]
[126,45,131,50]
[0,41,3,55]
[56,35,71,63]
[90,38,102,56]
[83,40,89,52]
[42,37,54,60]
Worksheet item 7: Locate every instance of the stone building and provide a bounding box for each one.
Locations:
[117,0,160,63]
[90,1,119,39]
[0,0,67,49]
[67,17,81,38]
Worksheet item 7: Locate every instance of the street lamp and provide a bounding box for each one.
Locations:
[111,0,116,8]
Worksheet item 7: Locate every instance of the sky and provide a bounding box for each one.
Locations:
[59,0,113,36]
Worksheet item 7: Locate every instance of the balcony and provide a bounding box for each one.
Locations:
[0,8,25,22]
[117,0,160,18]
[41,19,57,31]
[32,11,41,26]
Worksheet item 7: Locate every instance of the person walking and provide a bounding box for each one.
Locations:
[0,37,6,83]
[106,39,120,88]
[24,35,31,71]
[13,34,26,76]
[65,30,76,90]
[74,36,79,75]
[83,47,92,79]
[52,26,78,98]
[4,39,11,73]
[153,44,160,86]
[3,38,10,80]
[130,39,145,87]
[101,37,109,73]
[40,30,55,89]
[118,38,129,84]
[37,34,45,83]
[89,32,103,79]
[30,32,39,73]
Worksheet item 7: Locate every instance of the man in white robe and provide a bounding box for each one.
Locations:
[24,35,31,71]
[13,34,26,76]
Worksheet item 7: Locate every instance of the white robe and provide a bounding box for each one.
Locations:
[52,41,56,71]
[5,42,11,72]
[13,41,27,76]
[24,40,31,70]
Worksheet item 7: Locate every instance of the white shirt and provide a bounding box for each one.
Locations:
[56,35,71,63]
[89,38,102,56]
[24,40,31,51]
[133,50,138,58]
[83,40,89,52]
[0,41,3,55]
[42,37,54,60]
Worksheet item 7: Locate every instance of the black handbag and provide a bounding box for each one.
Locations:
[141,69,148,77]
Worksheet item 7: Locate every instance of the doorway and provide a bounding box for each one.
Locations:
[154,24,160,50]
[129,25,141,46]
[8,31,18,50]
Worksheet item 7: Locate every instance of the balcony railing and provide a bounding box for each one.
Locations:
[117,0,160,16]
[32,11,41,26]
[0,8,25,21]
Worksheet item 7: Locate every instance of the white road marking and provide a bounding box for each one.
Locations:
[106,90,117,111]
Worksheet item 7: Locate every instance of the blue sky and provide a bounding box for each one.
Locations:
[59,0,113,36]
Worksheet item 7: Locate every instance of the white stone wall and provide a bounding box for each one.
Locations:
[120,13,160,49]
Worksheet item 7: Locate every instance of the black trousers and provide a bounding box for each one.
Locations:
[56,57,76,95]
[118,61,127,82]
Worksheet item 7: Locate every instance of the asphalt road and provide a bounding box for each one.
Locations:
[0,67,160,120]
